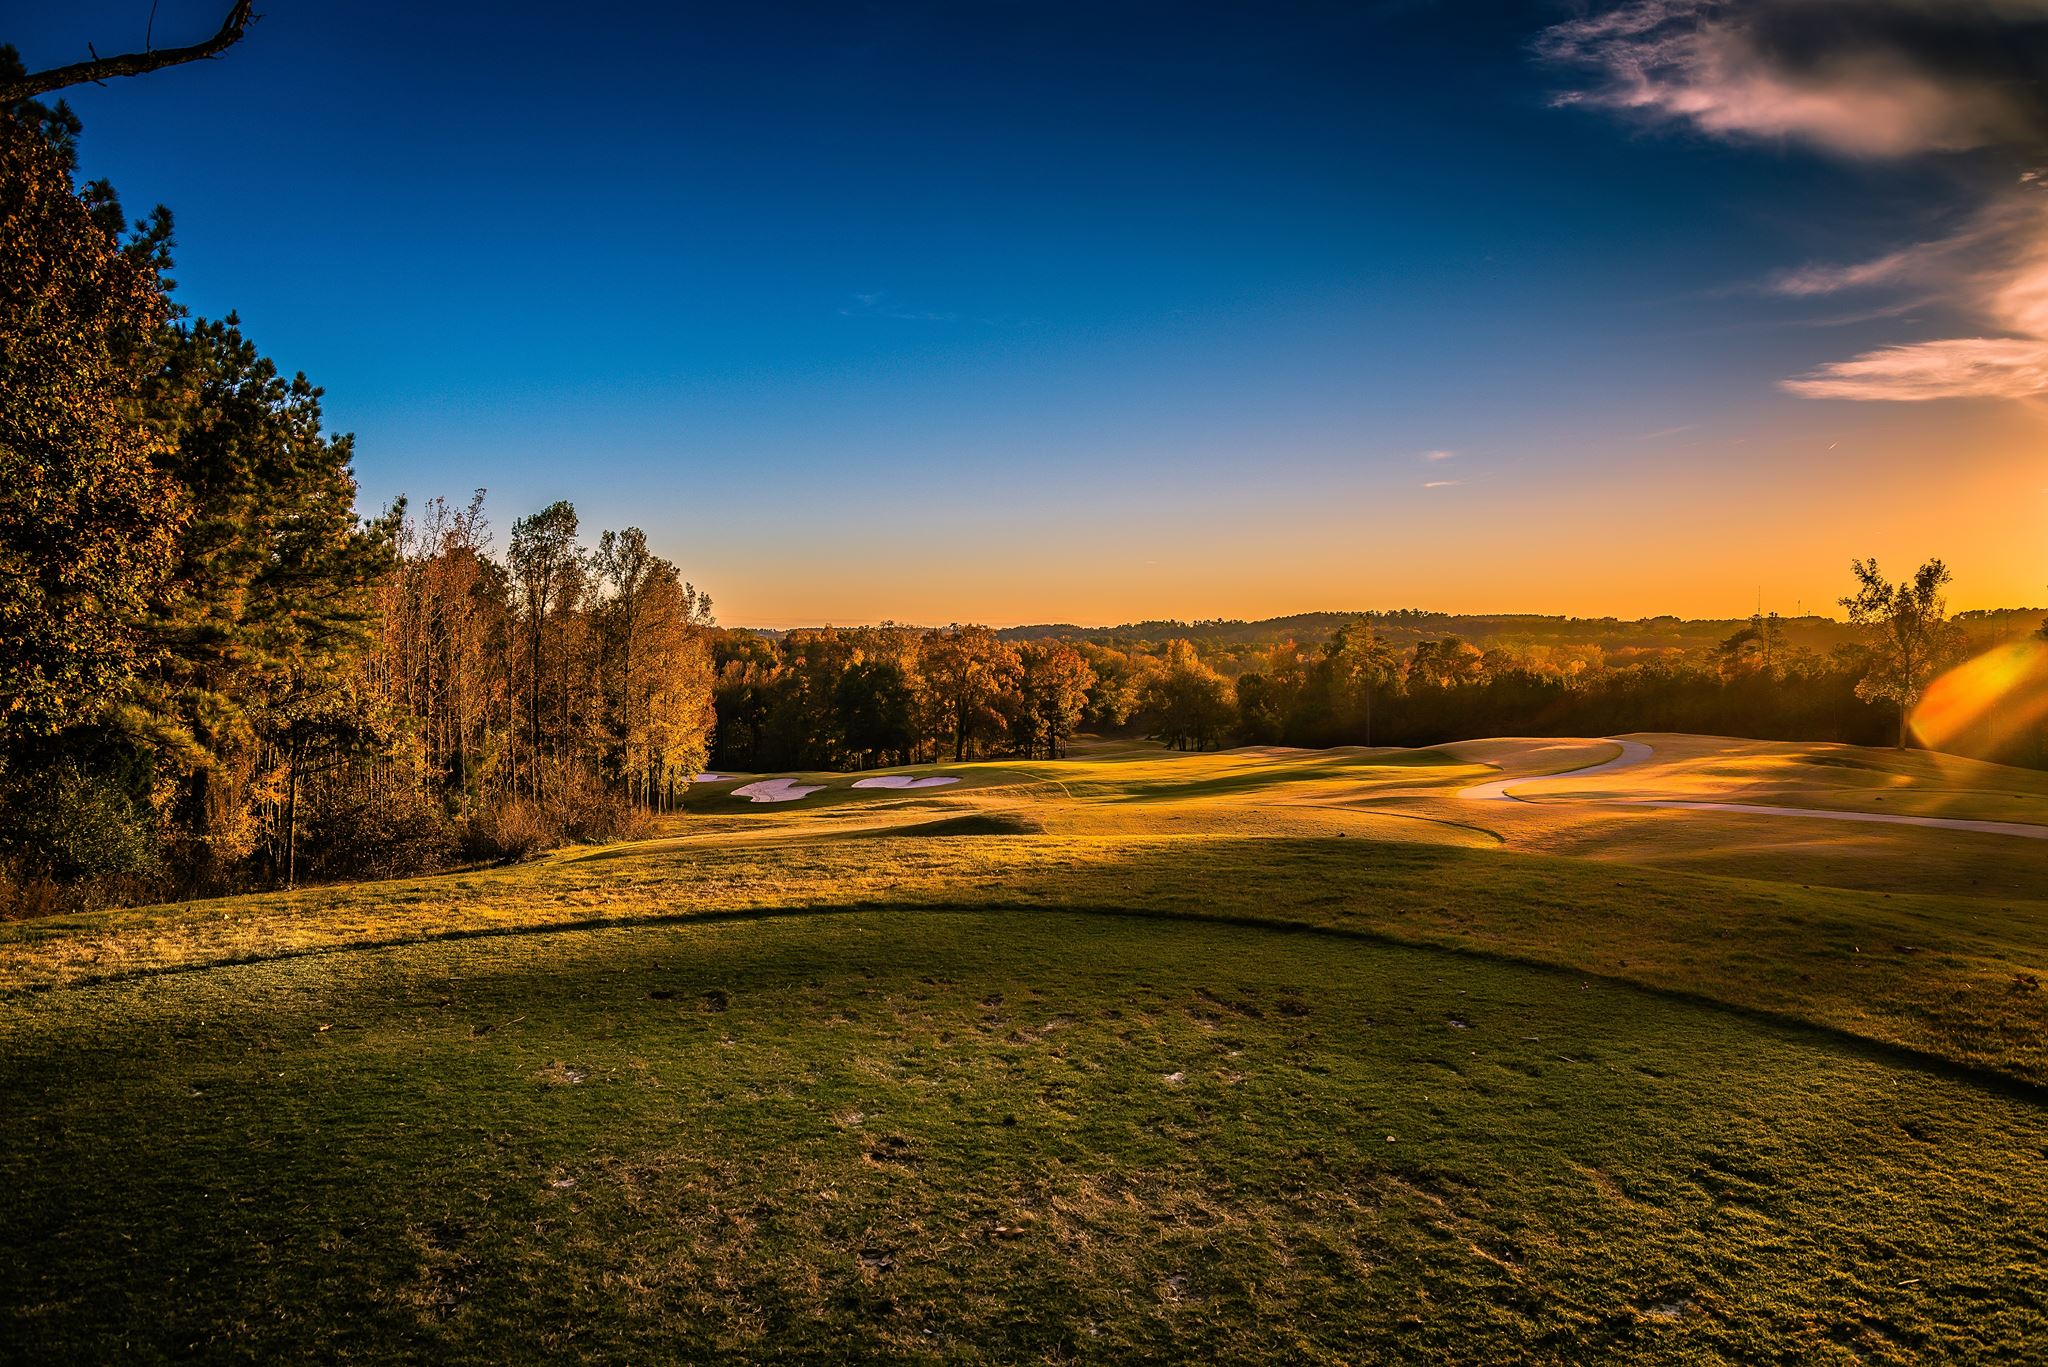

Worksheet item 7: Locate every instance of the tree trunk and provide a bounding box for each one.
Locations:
[284,740,301,890]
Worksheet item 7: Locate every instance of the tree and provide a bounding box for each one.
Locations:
[592,527,657,784]
[1409,636,1485,690]
[836,660,919,767]
[1716,611,1786,681]
[1840,558,1965,749]
[130,315,395,884]
[0,110,184,743]
[1075,643,1150,732]
[1321,617,1398,745]
[626,566,715,807]
[507,501,582,786]
[379,492,506,810]
[918,626,1021,761]
[1018,642,1096,758]
[1141,640,1235,751]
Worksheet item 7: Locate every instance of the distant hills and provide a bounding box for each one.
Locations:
[991,608,2048,653]
[742,607,2048,655]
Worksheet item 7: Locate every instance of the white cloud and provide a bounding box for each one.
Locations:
[1542,1,2048,401]
[1539,1,2048,159]
[1783,336,2048,399]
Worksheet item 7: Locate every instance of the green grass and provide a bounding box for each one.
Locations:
[7,910,2045,1364]
[5,734,2048,1361]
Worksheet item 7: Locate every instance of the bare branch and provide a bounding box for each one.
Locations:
[0,2,254,105]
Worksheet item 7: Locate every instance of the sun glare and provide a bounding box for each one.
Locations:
[1911,637,2048,758]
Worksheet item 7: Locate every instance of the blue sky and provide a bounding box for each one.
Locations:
[13,1,2048,623]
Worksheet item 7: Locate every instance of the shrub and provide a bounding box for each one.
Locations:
[301,787,458,882]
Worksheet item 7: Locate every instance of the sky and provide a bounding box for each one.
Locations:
[11,0,2048,626]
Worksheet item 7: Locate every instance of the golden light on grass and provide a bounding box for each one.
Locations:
[1911,638,2048,759]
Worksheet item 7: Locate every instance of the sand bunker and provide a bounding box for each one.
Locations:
[693,773,737,783]
[851,776,962,790]
[733,778,825,803]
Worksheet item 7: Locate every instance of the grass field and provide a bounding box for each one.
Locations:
[4,734,2047,1362]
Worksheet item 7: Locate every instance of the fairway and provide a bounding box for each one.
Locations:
[5,735,2048,1363]
[8,910,2048,1365]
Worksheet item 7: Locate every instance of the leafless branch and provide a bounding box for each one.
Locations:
[0,2,254,105]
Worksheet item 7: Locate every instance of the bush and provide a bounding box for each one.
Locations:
[462,797,552,865]
[301,787,458,882]
[0,759,164,916]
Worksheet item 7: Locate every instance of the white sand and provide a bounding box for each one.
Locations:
[850,775,962,790]
[693,773,737,783]
[733,778,826,804]
[1459,739,1654,802]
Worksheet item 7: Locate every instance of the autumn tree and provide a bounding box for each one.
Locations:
[0,108,183,743]
[919,626,1022,761]
[1840,558,1965,749]
[379,492,507,808]
[625,565,716,806]
[592,527,713,791]
[1141,640,1235,752]
[1017,642,1096,758]
[507,501,582,787]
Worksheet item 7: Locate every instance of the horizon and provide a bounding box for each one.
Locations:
[10,0,2048,626]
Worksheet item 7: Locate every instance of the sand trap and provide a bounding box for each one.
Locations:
[851,776,962,790]
[1461,739,1654,803]
[733,778,825,804]
[693,773,737,783]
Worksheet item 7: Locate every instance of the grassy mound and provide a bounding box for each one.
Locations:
[887,812,1046,837]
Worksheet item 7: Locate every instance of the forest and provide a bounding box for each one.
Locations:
[2,68,2039,914]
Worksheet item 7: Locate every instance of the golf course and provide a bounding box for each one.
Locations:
[5,733,2046,1364]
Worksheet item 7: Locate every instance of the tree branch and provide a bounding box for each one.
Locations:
[0,2,254,105]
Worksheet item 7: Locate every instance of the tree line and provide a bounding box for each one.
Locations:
[703,558,2003,781]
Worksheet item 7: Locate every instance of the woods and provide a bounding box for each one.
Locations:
[0,88,719,911]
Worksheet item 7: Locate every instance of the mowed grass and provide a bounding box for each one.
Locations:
[1524,732,2048,826]
[6,910,2046,1365]
[5,735,2048,1361]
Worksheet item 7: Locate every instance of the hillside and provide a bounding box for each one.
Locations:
[993,607,2048,653]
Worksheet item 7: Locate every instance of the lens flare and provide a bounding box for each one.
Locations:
[1910,637,2048,759]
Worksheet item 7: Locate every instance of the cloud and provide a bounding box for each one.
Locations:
[1539,0,2048,159]
[1421,449,1456,461]
[1784,334,2048,398]
[1541,1,2048,400]
[840,291,957,322]
[1422,479,1461,488]
[1768,247,1922,297]
[1776,195,2048,396]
